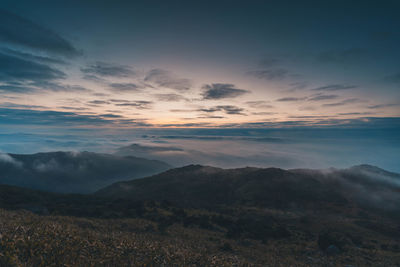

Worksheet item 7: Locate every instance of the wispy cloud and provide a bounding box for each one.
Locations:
[81,62,134,77]
[144,68,191,91]
[0,107,150,126]
[108,83,142,92]
[0,9,80,57]
[246,101,274,109]
[383,73,400,84]
[0,52,66,83]
[367,103,399,109]
[312,84,357,91]
[317,48,366,64]
[113,100,153,109]
[322,98,364,107]
[308,94,339,101]
[153,93,188,102]
[276,97,306,102]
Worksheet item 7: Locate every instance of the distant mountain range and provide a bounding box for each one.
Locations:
[0,151,171,193]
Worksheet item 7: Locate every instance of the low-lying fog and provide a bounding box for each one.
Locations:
[1,127,399,172]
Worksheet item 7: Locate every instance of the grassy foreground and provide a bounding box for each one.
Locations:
[1,208,399,266]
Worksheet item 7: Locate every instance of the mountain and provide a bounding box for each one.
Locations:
[97,164,400,213]
[0,151,171,193]
[1,164,400,265]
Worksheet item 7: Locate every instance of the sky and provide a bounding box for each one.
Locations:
[0,1,399,171]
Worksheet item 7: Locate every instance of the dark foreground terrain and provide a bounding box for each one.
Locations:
[1,164,400,266]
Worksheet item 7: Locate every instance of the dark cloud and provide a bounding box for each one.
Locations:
[1,48,66,65]
[252,112,277,115]
[338,112,375,115]
[287,81,308,91]
[81,62,134,77]
[58,106,89,111]
[0,108,108,126]
[383,73,400,84]
[247,68,289,80]
[202,83,249,100]
[169,109,196,113]
[276,97,306,102]
[29,81,90,93]
[144,68,191,91]
[88,100,110,105]
[322,98,364,107]
[308,94,339,101]
[197,115,225,119]
[317,48,366,64]
[114,100,153,109]
[246,101,274,109]
[199,105,246,115]
[0,52,66,83]
[312,84,357,91]
[258,58,280,67]
[367,103,399,109]
[0,84,35,94]
[0,81,89,94]
[0,102,46,109]
[109,83,141,92]
[153,93,188,102]
[82,74,107,83]
[0,9,80,57]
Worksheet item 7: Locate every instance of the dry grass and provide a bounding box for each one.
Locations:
[1,208,399,266]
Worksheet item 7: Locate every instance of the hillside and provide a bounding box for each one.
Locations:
[96,164,400,215]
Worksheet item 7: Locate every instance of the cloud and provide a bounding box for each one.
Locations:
[197,115,225,119]
[0,102,46,109]
[202,83,249,100]
[88,100,110,105]
[169,109,197,113]
[246,101,274,109]
[258,58,280,67]
[338,112,375,115]
[113,100,153,109]
[312,84,357,91]
[108,83,142,92]
[287,81,308,91]
[0,9,80,57]
[82,74,107,83]
[29,81,90,93]
[144,68,191,91]
[367,103,399,109]
[1,48,66,65]
[383,73,400,84]
[276,97,306,102]
[81,62,134,77]
[199,105,246,115]
[153,93,188,102]
[0,52,66,83]
[0,107,151,127]
[252,112,277,115]
[322,98,364,107]
[247,68,289,80]
[0,153,22,167]
[308,94,339,101]
[0,84,35,94]
[114,141,299,169]
[317,48,366,64]
[0,81,90,94]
